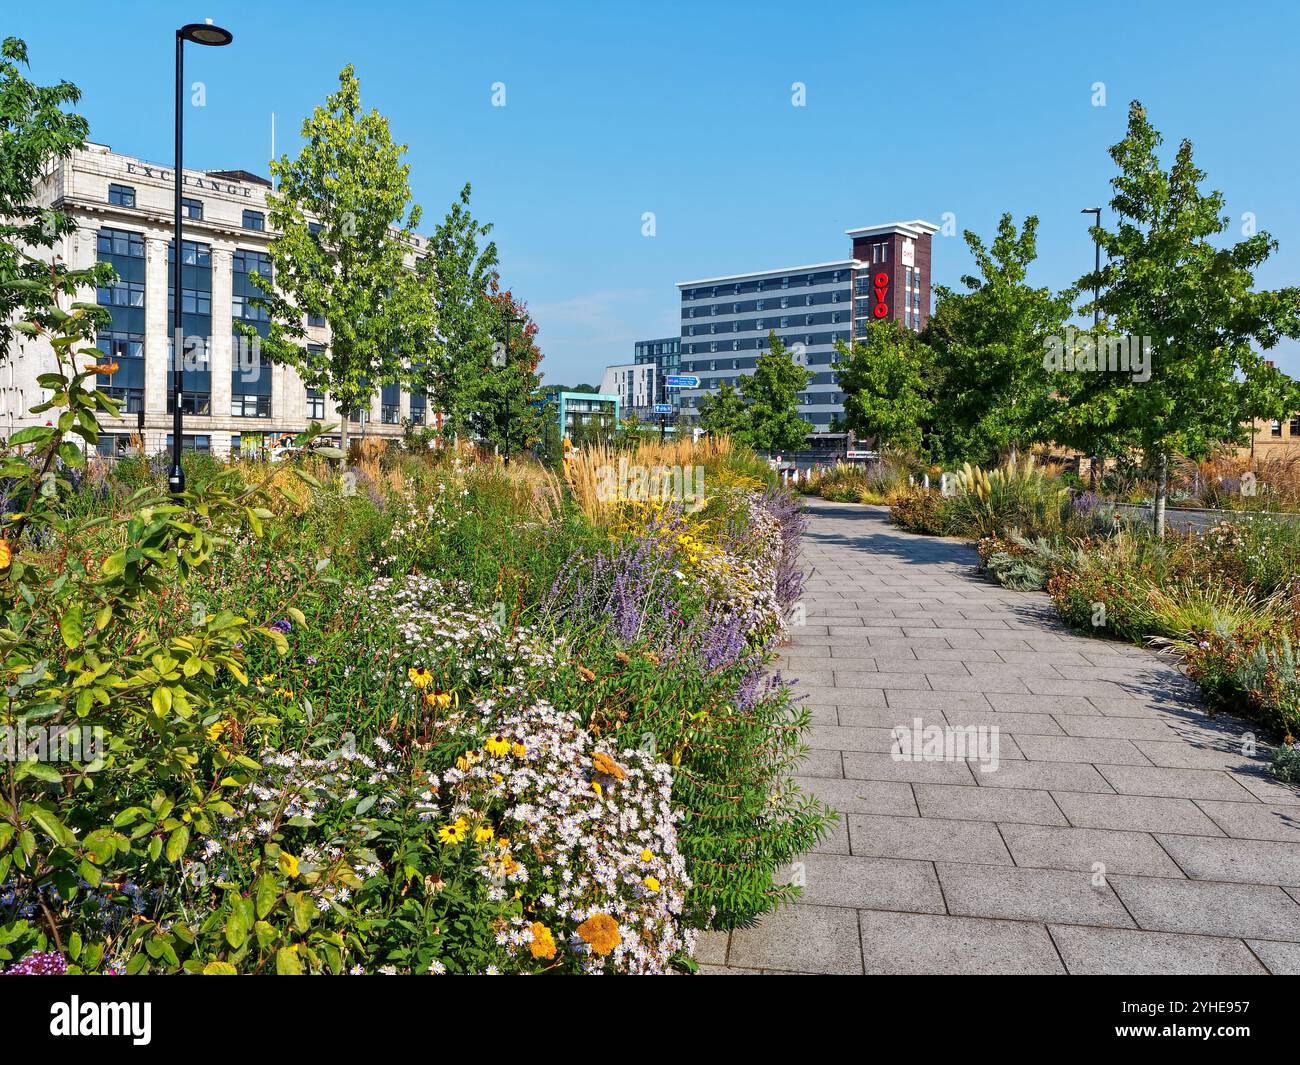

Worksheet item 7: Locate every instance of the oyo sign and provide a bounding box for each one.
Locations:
[872,271,890,319]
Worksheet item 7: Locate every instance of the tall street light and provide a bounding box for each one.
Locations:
[169,20,234,496]
[1081,206,1102,488]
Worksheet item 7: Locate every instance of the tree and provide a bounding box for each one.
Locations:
[697,382,747,437]
[926,214,1074,464]
[422,183,499,440]
[835,320,937,458]
[0,37,110,362]
[468,289,544,460]
[250,65,434,452]
[1070,102,1300,535]
[736,332,812,452]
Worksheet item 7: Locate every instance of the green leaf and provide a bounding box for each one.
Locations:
[275,946,303,975]
[165,824,190,863]
[60,603,83,649]
[203,960,238,975]
[224,905,249,949]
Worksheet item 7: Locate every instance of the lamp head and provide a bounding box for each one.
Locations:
[179,21,233,46]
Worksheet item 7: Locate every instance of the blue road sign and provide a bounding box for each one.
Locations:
[652,403,674,414]
[664,375,699,389]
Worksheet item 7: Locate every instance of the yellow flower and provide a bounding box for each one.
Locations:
[484,735,510,757]
[640,849,653,863]
[274,687,293,699]
[206,720,229,742]
[576,913,621,956]
[643,876,661,893]
[475,826,495,844]
[278,851,300,879]
[260,673,276,684]
[528,921,557,960]
[424,690,452,709]
[592,781,603,799]
[511,742,528,758]
[408,667,433,689]
[455,750,480,772]
[438,818,469,845]
[0,541,11,570]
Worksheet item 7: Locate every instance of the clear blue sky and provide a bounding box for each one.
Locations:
[13,0,1300,382]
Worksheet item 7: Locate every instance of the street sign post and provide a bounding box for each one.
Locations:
[664,375,699,389]
[652,403,674,414]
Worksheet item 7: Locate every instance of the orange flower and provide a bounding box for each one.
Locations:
[85,361,119,376]
[0,541,11,570]
[576,913,621,956]
[577,666,596,682]
[528,921,556,960]
[591,751,625,781]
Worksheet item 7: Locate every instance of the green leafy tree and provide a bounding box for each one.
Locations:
[422,184,499,440]
[0,37,110,362]
[469,290,543,460]
[250,65,435,452]
[835,320,937,458]
[697,382,747,437]
[927,214,1074,464]
[736,332,812,452]
[1068,102,1300,535]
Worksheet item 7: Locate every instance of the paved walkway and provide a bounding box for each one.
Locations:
[697,497,1300,975]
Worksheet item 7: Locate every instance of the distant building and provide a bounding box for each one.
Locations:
[544,391,619,439]
[634,336,682,410]
[599,362,656,418]
[1241,412,1300,461]
[676,220,937,430]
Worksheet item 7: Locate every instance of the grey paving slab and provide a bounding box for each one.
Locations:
[1110,875,1300,939]
[999,824,1185,877]
[1052,791,1226,836]
[792,775,918,816]
[1095,764,1257,802]
[860,911,1066,975]
[842,750,979,785]
[1154,834,1300,886]
[971,759,1116,793]
[937,862,1134,926]
[1245,939,1300,974]
[1196,800,1300,843]
[727,904,864,974]
[1013,734,1153,765]
[913,783,1069,826]
[789,852,945,912]
[848,813,1013,865]
[1049,925,1268,975]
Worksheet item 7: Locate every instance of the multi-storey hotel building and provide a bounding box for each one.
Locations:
[6,142,429,457]
[676,220,937,430]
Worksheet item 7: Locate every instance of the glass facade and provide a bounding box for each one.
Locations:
[95,228,146,414]
[167,238,213,415]
[231,249,273,418]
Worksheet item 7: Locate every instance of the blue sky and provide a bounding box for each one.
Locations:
[13,0,1300,382]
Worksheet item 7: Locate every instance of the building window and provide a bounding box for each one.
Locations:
[181,197,204,220]
[304,389,326,420]
[165,434,211,454]
[108,183,136,207]
[1270,419,1283,437]
[307,311,325,328]
[231,393,271,418]
[1290,415,1300,436]
[242,209,265,230]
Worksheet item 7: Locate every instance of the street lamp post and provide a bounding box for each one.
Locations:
[169,20,233,497]
[1081,206,1102,489]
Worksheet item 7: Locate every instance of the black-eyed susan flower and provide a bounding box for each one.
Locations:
[408,667,433,689]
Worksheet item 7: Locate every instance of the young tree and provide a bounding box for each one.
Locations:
[835,320,937,458]
[421,183,499,439]
[926,214,1074,464]
[736,332,812,452]
[251,65,434,452]
[0,37,110,360]
[468,289,543,460]
[1075,102,1300,535]
[697,382,747,438]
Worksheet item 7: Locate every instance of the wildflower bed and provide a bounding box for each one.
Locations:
[0,343,828,978]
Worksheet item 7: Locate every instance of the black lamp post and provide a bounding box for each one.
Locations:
[169,21,233,496]
[499,313,526,466]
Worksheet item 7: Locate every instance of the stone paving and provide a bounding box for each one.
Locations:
[697,497,1300,975]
